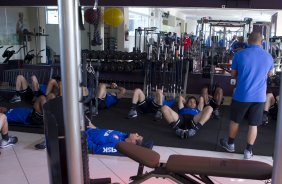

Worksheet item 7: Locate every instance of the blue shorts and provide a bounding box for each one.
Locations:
[39,84,47,94]
[98,93,118,109]
[138,98,175,113]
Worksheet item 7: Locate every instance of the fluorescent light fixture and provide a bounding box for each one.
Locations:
[93,0,98,10]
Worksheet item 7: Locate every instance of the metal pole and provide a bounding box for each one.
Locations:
[272,74,282,183]
[58,1,84,184]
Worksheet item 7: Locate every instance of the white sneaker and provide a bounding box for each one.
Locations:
[0,136,18,148]
[244,149,253,160]
[9,95,21,103]
[128,109,137,119]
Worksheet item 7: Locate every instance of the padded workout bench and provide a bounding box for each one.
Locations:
[116,142,272,184]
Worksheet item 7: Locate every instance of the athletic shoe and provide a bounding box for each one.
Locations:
[154,110,162,121]
[187,129,197,137]
[262,112,269,126]
[219,138,235,152]
[9,95,21,103]
[141,140,154,149]
[175,129,188,139]
[212,109,220,119]
[244,149,253,160]
[0,136,18,148]
[35,141,46,150]
[127,109,137,119]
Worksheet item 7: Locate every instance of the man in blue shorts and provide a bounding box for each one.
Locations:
[83,82,126,114]
[1,95,47,126]
[0,113,18,149]
[220,32,273,159]
[161,95,213,138]
[127,88,176,121]
[85,122,152,155]
[95,83,126,110]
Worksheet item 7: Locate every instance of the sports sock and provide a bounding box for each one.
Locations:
[2,133,9,141]
[169,119,181,129]
[194,122,202,130]
[16,91,20,96]
[228,137,235,145]
[246,144,253,152]
[131,103,137,110]
[34,90,39,97]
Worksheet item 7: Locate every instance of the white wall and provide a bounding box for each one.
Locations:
[185,19,198,35]
[276,11,282,36]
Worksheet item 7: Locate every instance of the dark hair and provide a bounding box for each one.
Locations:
[186,96,197,103]
[248,32,262,44]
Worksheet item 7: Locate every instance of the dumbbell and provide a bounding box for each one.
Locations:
[110,61,117,72]
[117,61,124,72]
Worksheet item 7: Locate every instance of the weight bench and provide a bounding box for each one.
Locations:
[116,142,272,184]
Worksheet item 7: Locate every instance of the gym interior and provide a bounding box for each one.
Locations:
[0,0,282,184]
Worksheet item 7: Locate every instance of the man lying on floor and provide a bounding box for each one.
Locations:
[83,82,126,114]
[0,95,48,126]
[85,118,153,155]
[127,88,176,121]
[161,95,213,138]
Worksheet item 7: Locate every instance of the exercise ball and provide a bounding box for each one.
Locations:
[103,8,124,27]
[84,8,100,24]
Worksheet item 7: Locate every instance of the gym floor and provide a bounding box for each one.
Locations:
[1,131,272,184]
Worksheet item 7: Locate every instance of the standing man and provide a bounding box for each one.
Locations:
[220,32,273,159]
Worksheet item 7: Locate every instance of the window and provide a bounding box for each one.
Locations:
[46,7,59,24]
[46,6,84,25]
[128,9,150,36]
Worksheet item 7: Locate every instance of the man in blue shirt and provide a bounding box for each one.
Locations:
[85,123,145,155]
[161,95,213,138]
[1,95,47,125]
[220,32,273,159]
[231,36,247,53]
[84,83,126,112]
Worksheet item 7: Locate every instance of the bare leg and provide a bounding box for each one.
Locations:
[45,79,59,96]
[96,83,107,99]
[31,75,40,92]
[193,106,213,125]
[33,95,47,114]
[46,93,56,101]
[197,96,205,111]
[200,87,210,105]
[154,89,164,106]
[128,88,146,118]
[264,93,275,111]
[58,81,62,96]
[0,113,8,135]
[161,105,179,124]
[132,88,146,104]
[247,126,257,145]
[229,121,239,139]
[15,75,28,91]
[213,86,223,106]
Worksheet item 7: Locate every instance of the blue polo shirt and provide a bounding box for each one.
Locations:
[232,44,273,102]
[5,108,33,124]
[86,128,128,155]
[178,107,200,116]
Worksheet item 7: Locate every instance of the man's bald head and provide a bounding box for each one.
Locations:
[248,32,262,45]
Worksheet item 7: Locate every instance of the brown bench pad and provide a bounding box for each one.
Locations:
[166,154,272,180]
[116,142,160,168]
